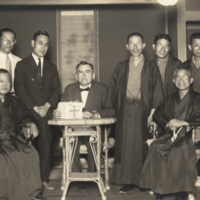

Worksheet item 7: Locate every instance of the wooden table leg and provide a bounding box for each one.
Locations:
[61,126,68,190]
[96,125,107,200]
[62,126,71,200]
[104,125,110,190]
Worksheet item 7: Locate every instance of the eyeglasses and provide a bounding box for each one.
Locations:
[174,75,189,82]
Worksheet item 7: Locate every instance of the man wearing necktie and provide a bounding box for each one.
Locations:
[14,30,61,191]
[54,61,112,191]
[0,28,21,92]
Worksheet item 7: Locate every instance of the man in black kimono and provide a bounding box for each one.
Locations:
[153,33,182,97]
[139,67,198,200]
[103,32,164,193]
[183,33,200,93]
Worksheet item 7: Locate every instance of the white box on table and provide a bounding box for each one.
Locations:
[57,102,83,119]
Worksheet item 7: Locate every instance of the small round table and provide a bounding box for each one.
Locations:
[48,118,116,200]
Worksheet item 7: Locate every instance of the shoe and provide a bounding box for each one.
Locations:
[32,193,47,200]
[78,182,91,192]
[42,182,55,190]
[156,194,165,200]
[119,184,135,194]
[175,192,188,200]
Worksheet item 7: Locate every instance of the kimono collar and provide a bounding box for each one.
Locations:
[129,54,144,68]
[156,54,169,66]
[192,56,200,69]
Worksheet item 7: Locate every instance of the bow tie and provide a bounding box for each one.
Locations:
[80,87,90,92]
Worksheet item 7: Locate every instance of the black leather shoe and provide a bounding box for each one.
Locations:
[175,192,188,200]
[119,184,135,194]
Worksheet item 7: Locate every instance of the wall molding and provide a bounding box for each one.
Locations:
[0,0,157,5]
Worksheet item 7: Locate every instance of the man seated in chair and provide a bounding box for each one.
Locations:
[139,67,200,200]
[54,61,114,191]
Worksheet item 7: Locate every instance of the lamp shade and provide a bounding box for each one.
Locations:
[157,0,178,6]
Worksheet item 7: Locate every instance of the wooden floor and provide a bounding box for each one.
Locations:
[42,156,200,200]
[45,130,200,200]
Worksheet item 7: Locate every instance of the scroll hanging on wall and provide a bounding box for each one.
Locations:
[58,10,99,92]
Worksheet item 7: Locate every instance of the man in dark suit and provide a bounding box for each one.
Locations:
[54,61,112,190]
[14,30,61,190]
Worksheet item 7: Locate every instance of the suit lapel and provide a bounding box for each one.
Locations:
[43,58,49,77]
[27,55,38,81]
[74,83,82,102]
[84,81,95,109]
[29,55,38,69]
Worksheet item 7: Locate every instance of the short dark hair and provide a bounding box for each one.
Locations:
[127,32,144,44]
[154,33,171,45]
[0,68,9,75]
[173,67,192,79]
[33,30,50,41]
[189,33,200,45]
[0,28,17,39]
[76,61,94,72]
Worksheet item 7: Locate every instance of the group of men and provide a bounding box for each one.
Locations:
[2,26,200,200]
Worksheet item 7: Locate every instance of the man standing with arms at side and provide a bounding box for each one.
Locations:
[104,32,164,193]
[183,33,200,93]
[14,30,61,190]
[153,33,182,98]
[0,28,21,92]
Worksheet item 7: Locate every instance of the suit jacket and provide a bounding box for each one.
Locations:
[61,80,108,117]
[14,55,61,120]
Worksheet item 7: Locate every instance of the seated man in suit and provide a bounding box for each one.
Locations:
[54,61,114,190]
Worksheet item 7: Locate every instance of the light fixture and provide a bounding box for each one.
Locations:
[157,0,178,6]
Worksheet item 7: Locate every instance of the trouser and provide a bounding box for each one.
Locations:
[33,117,53,182]
[72,136,96,172]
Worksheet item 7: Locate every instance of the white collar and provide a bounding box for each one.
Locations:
[0,50,11,57]
[32,53,44,63]
[80,83,92,89]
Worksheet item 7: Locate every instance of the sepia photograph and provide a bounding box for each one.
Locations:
[0,0,199,199]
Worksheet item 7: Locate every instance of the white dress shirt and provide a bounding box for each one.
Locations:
[32,53,44,76]
[0,51,21,92]
[80,84,92,108]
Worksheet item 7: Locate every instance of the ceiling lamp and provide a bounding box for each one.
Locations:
[157,0,178,6]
